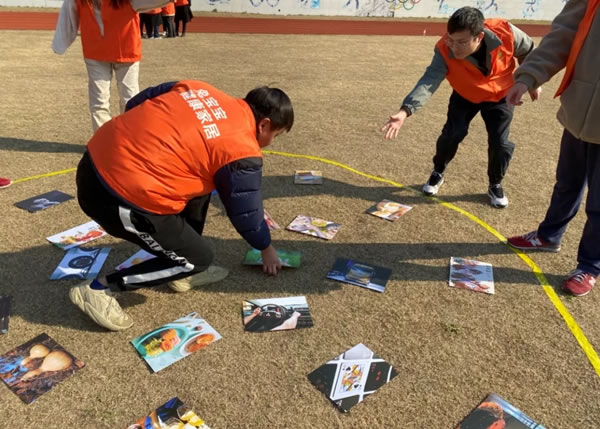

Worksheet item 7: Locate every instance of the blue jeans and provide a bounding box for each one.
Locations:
[537,129,600,276]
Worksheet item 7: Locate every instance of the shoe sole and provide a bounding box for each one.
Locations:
[507,242,561,253]
[69,286,133,331]
[169,267,229,293]
[423,178,443,196]
[487,191,508,209]
[562,286,591,297]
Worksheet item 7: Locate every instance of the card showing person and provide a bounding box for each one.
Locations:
[15,190,74,213]
[242,296,313,332]
[449,257,495,295]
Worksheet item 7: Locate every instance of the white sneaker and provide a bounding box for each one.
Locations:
[423,171,444,196]
[69,284,133,331]
[488,184,508,208]
[169,265,229,293]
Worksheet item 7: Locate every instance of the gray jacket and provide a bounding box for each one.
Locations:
[401,23,534,115]
[514,0,600,144]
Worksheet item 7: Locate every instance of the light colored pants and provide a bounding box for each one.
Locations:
[84,59,140,132]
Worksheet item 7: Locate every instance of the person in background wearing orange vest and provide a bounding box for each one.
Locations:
[174,0,192,37]
[507,0,600,297]
[69,82,294,331]
[161,0,176,38]
[381,7,539,209]
[144,6,163,39]
[52,0,168,132]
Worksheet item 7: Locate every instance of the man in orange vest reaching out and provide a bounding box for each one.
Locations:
[70,81,294,331]
[381,6,539,208]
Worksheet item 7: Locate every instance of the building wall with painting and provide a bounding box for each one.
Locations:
[1,0,569,21]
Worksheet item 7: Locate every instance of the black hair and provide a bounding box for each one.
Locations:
[82,0,127,10]
[244,86,294,132]
[447,7,485,36]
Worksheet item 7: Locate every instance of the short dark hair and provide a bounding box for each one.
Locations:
[244,86,294,132]
[447,7,484,36]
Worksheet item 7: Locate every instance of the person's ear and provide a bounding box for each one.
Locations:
[477,31,484,42]
[257,118,271,133]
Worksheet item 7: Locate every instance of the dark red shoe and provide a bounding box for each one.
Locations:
[0,177,11,189]
[507,231,560,252]
[562,270,597,297]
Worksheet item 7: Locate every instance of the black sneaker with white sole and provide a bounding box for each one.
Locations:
[423,171,444,196]
[488,184,508,208]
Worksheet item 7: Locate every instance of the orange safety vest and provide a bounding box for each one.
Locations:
[555,0,600,97]
[436,19,516,103]
[88,80,263,215]
[161,3,175,15]
[78,0,141,63]
[175,0,188,6]
[145,7,162,14]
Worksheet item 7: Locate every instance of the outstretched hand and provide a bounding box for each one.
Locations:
[261,245,282,276]
[506,82,541,106]
[381,110,408,140]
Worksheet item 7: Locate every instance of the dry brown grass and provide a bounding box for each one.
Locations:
[0,30,599,428]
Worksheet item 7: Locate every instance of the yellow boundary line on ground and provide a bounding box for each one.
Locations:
[14,152,600,376]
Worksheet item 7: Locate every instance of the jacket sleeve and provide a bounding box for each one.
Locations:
[125,81,177,111]
[509,23,535,63]
[52,0,79,55]
[514,0,586,89]
[400,46,447,116]
[214,157,271,251]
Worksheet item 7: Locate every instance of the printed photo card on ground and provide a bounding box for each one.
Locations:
[128,396,210,429]
[242,296,313,332]
[50,247,111,280]
[0,296,12,334]
[0,333,85,404]
[286,215,341,240]
[294,170,323,184]
[307,343,397,412]
[46,221,106,250]
[449,257,495,295]
[131,312,221,373]
[116,249,156,270]
[263,209,281,230]
[326,258,392,293]
[243,248,301,268]
[14,190,73,213]
[456,393,546,429]
[366,199,413,222]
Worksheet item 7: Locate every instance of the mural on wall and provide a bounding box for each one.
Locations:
[249,0,280,6]
[522,0,541,18]
[298,0,321,8]
[386,0,422,12]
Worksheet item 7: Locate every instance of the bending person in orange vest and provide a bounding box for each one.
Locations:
[70,82,294,331]
[52,0,168,132]
[507,0,600,297]
[381,7,539,209]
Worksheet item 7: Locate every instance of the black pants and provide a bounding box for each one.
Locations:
[76,152,213,290]
[433,91,515,185]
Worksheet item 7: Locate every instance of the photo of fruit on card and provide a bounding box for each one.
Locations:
[46,221,106,250]
[294,170,323,184]
[0,333,85,404]
[326,258,392,293]
[307,343,397,412]
[242,296,313,332]
[456,393,546,429]
[243,248,301,268]
[128,396,210,429]
[131,312,221,373]
[449,257,495,295]
[286,215,341,240]
[366,199,412,222]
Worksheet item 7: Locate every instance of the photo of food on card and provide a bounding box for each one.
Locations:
[50,247,111,280]
[286,215,341,240]
[307,343,397,412]
[243,248,301,268]
[131,312,221,373]
[326,258,392,293]
[129,396,211,429]
[242,296,313,332]
[0,333,85,404]
[263,209,281,231]
[366,199,412,222]
[46,221,106,250]
[449,257,495,295]
[294,170,323,184]
[15,190,74,213]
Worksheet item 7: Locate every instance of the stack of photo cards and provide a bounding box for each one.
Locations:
[46,221,106,250]
[0,333,85,404]
[286,215,341,240]
[115,249,156,270]
[242,296,313,332]
[294,170,323,185]
[366,199,412,222]
[264,209,280,231]
[50,247,111,280]
[14,190,73,213]
[449,257,495,295]
[0,296,12,334]
[327,258,392,293]
[307,343,397,412]
[457,393,546,428]
[131,312,221,373]
[243,248,301,268]
[131,396,211,428]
